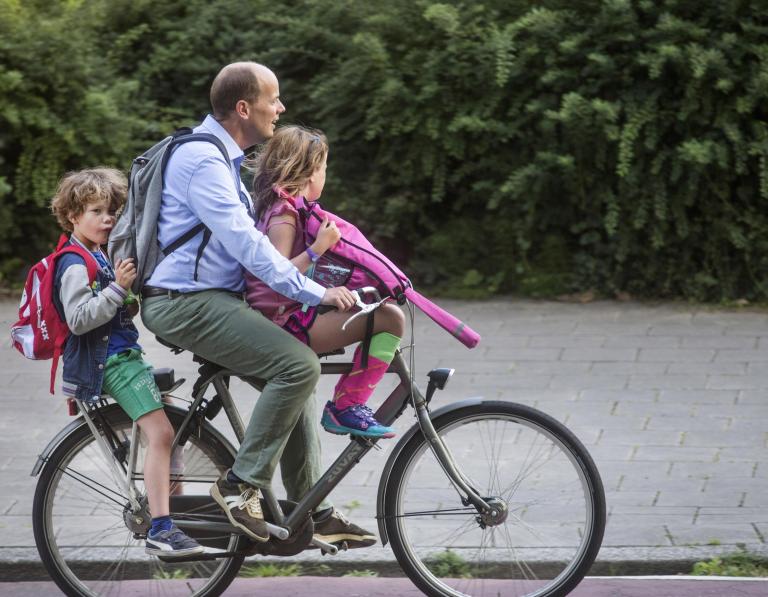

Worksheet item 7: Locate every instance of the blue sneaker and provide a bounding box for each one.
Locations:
[146,524,205,557]
[321,402,396,438]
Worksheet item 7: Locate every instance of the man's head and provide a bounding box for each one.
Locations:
[210,62,286,148]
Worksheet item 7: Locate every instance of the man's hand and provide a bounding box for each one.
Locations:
[320,286,356,312]
[114,258,137,291]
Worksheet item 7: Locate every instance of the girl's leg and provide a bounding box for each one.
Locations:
[136,409,175,518]
[308,302,404,354]
[309,303,404,417]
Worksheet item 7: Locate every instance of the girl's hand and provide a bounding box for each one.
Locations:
[314,217,341,253]
[114,258,137,291]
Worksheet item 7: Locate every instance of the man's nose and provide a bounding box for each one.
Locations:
[278,100,286,113]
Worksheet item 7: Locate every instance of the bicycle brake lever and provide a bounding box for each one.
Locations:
[341,292,390,331]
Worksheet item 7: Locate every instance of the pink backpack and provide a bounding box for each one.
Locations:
[11,234,99,394]
[293,197,480,349]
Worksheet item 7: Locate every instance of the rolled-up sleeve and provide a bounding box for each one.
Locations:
[186,156,325,306]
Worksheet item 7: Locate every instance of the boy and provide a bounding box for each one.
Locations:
[51,168,203,557]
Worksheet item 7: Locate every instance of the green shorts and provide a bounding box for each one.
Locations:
[102,349,163,421]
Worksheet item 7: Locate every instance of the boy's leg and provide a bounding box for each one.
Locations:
[135,409,174,517]
[101,351,202,556]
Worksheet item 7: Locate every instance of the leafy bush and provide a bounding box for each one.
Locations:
[1,0,766,300]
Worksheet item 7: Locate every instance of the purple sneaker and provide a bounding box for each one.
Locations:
[321,402,396,438]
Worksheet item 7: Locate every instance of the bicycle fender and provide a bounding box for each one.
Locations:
[375,397,485,545]
[30,403,237,477]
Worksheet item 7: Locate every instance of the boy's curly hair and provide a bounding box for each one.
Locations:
[50,168,127,232]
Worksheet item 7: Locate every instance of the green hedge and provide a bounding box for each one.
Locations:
[1,0,766,300]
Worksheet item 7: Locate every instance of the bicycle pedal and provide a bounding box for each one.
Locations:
[355,436,382,450]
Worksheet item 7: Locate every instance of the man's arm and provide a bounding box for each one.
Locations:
[185,155,326,305]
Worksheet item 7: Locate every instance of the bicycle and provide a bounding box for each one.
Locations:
[31,287,606,597]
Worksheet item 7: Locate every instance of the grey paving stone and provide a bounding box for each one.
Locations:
[738,390,768,404]
[648,324,726,336]
[682,336,759,348]
[508,361,590,375]
[638,349,716,363]
[597,429,684,447]
[549,375,628,390]
[708,375,768,390]
[591,362,667,375]
[669,462,757,479]
[633,446,719,462]
[601,523,672,547]
[581,388,658,402]
[528,335,605,348]
[655,488,746,508]
[628,375,709,390]
[644,415,729,432]
[667,362,747,375]
[561,348,638,362]
[715,349,768,362]
[603,335,680,348]
[657,389,737,405]
[682,430,766,448]
[666,523,762,546]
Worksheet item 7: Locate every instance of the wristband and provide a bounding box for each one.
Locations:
[306,246,320,263]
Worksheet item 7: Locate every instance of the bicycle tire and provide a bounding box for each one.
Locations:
[32,404,245,597]
[383,400,605,597]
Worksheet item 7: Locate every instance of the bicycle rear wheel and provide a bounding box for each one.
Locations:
[33,404,245,597]
[383,400,605,597]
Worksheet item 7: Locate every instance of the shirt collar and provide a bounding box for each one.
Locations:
[199,114,245,164]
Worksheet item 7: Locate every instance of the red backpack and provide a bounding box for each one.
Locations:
[11,234,99,394]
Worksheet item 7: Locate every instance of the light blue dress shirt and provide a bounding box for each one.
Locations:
[146,115,325,305]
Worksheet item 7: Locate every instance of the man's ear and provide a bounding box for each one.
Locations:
[234,99,250,119]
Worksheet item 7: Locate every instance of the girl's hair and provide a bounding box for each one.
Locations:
[50,167,127,232]
[250,125,328,221]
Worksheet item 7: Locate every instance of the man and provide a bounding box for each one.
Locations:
[141,62,375,547]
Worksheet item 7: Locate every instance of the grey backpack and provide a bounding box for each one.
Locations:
[108,128,229,294]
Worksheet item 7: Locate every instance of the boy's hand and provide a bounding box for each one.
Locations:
[114,258,137,291]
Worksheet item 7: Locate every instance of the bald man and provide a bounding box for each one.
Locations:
[142,62,375,548]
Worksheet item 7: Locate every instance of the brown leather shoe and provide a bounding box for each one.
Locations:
[314,508,376,548]
[210,474,269,542]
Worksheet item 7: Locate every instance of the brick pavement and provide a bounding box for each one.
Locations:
[0,298,766,573]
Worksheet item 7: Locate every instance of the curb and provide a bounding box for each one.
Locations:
[3,545,768,582]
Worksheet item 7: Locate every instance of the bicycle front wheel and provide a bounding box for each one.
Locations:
[383,400,605,597]
[33,404,245,597]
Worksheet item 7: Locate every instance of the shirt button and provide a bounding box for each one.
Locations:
[98,364,104,370]
[102,336,109,342]
[278,305,285,314]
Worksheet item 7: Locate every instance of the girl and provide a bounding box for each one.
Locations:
[245,126,404,439]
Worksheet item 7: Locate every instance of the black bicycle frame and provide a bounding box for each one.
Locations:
[170,348,492,537]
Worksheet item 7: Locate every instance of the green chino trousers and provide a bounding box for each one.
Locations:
[142,289,331,510]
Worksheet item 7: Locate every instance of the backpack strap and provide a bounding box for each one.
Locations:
[158,131,232,275]
[360,310,375,369]
[48,237,101,394]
